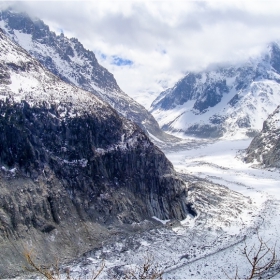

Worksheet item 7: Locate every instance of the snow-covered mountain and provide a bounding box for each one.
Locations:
[0,27,189,277]
[151,43,280,138]
[245,105,280,167]
[0,9,173,141]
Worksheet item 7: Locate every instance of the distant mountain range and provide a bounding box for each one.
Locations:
[0,9,174,141]
[151,43,280,138]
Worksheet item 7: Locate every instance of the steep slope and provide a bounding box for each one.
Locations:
[0,9,173,141]
[151,44,280,138]
[0,28,188,277]
[245,105,280,167]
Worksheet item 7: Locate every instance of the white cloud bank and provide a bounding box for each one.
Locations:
[2,1,280,108]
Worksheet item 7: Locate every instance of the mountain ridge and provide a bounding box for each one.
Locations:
[151,44,280,139]
[0,27,188,277]
[0,9,175,142]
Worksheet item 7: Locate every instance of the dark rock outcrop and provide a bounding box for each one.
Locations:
[245,105,280,167]
[0,28,188,277]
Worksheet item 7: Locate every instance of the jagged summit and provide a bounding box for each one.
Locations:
[0,8,173,141]
[151,43,280,139]
[0,28,188,277]
[0,9,120,93]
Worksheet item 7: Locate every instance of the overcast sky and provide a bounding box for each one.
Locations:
[2,1,280,108]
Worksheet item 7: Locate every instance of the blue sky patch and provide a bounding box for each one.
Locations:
[100,53,107,60]
[112,56,133,66]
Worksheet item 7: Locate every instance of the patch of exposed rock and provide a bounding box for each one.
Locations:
[245,105,280,167]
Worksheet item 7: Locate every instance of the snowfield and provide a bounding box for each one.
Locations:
[162,137,280,279]
[60,137,280,279]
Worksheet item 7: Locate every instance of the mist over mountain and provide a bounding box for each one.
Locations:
[151,43,280,139]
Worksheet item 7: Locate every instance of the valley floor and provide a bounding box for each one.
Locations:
[37,137,280,279]
[162,137,280,279]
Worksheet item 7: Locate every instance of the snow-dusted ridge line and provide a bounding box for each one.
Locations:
[0,30,100,108]
[0,28,142,150]
[151,43,280,139]
[0,9,173,141]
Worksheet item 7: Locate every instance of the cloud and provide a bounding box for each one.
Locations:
[2,1,280,108]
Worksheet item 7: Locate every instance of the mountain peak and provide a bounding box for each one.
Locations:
[0,8,175,141]
[151,43,280,139]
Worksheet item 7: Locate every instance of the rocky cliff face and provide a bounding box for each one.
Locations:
[245,105,280,167]
[0,28,188,277]
[0,9,173,141]
[151,44,280,139]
